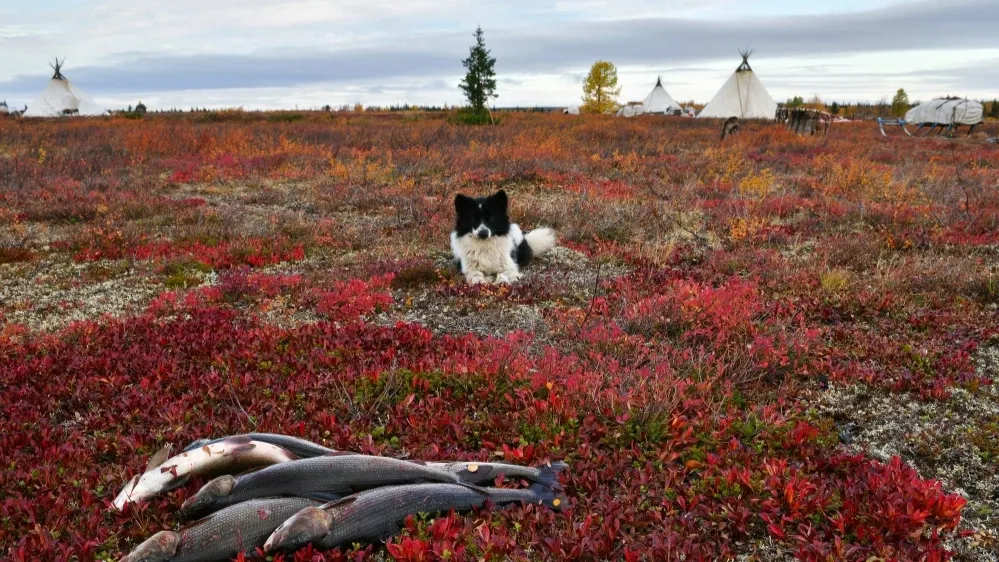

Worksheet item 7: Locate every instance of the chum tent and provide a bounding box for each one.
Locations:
[564,104,580,115]
[642,76,679,114]
[697,50,777,120]
[23,58,105,118]
[905,98,983,126]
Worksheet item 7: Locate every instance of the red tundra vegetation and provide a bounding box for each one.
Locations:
[1,111,997,561]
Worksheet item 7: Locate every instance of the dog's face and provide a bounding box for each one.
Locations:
[453,190,511,240]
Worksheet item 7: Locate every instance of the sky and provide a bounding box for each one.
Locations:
[1,0,997,110]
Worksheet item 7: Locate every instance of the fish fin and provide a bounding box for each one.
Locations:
[145,444,173,471]
[124,473,141,494]
[163,474,190,492]
[235,465,269,476]
[534,461,569,491]
[527,480,567,511]
[299,491,343,502]
[320,496,358,510]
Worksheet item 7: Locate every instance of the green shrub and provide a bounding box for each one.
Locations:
[451,109,495,125]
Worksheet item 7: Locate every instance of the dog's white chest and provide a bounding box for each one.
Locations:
[451,233,514,275]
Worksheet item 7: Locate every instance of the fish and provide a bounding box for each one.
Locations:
[119,497,320,562]
[428,460,568,489]
[113,436,299,510]
[179,455,469,519]
[182,433,339,459]
[265,465,568,553]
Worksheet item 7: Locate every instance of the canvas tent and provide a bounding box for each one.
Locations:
[697,50,777,120]
[564,104,580,115]
[642,76,679,114]
[0,101,8,115]
[24,59,105,118]
[616,104,645,117]
[905,99,983,126]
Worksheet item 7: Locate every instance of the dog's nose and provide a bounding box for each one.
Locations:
[476,230,489,240]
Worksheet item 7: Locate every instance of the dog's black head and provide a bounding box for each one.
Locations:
[454,190,511,240]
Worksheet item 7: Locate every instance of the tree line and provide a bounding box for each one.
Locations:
[784,89,999,120]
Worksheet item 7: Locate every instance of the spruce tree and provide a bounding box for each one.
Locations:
[459,26,497,117]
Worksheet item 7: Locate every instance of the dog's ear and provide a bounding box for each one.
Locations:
[489,190,508,211]
[454,194,475,212]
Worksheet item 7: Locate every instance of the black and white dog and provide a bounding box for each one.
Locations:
[450,190,555,284]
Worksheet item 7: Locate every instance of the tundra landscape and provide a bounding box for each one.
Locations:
[1,111,998,561]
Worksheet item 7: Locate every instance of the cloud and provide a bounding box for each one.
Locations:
[1,0,995,106]
[498,0,999,72]
[0,49,459,94]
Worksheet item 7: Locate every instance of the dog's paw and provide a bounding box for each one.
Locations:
[466,271,487,285]
[495,270,522,285]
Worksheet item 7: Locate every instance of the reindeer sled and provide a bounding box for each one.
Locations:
[878,98,983,138]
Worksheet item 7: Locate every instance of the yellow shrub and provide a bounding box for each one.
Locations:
[820,268,852,294]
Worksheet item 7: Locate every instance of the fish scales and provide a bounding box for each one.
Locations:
[122,498,320,562]
[183,433,338,458]
[318,484,550,548]
[182,455,463,517]
[430,460,568,488]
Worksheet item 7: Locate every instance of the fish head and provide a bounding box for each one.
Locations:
[178,475,236,518]
[263,507,332,553]
[119,530,180,562]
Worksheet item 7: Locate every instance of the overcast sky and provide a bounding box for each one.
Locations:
[1,0,997,110]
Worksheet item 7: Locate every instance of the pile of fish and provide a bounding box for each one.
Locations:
[114,433,568,562]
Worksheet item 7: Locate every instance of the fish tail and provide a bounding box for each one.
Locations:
[534,460,568,491]
[528,479,568,511]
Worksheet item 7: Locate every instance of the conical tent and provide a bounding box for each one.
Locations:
[24,59,105,118]
[642,76,679,114]
[697,50,777,120]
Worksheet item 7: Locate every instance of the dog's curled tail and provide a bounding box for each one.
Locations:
[524,228,556,256]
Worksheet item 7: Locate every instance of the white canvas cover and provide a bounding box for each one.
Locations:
[565,104,580,115]
[905,99,983,126]
[642,77,679,114]
[24,60,104,118]
[0,101,8,115]
[697,53,777,120]
[616,104,645,118]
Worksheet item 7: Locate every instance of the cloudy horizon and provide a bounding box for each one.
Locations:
[2,0,997,111]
